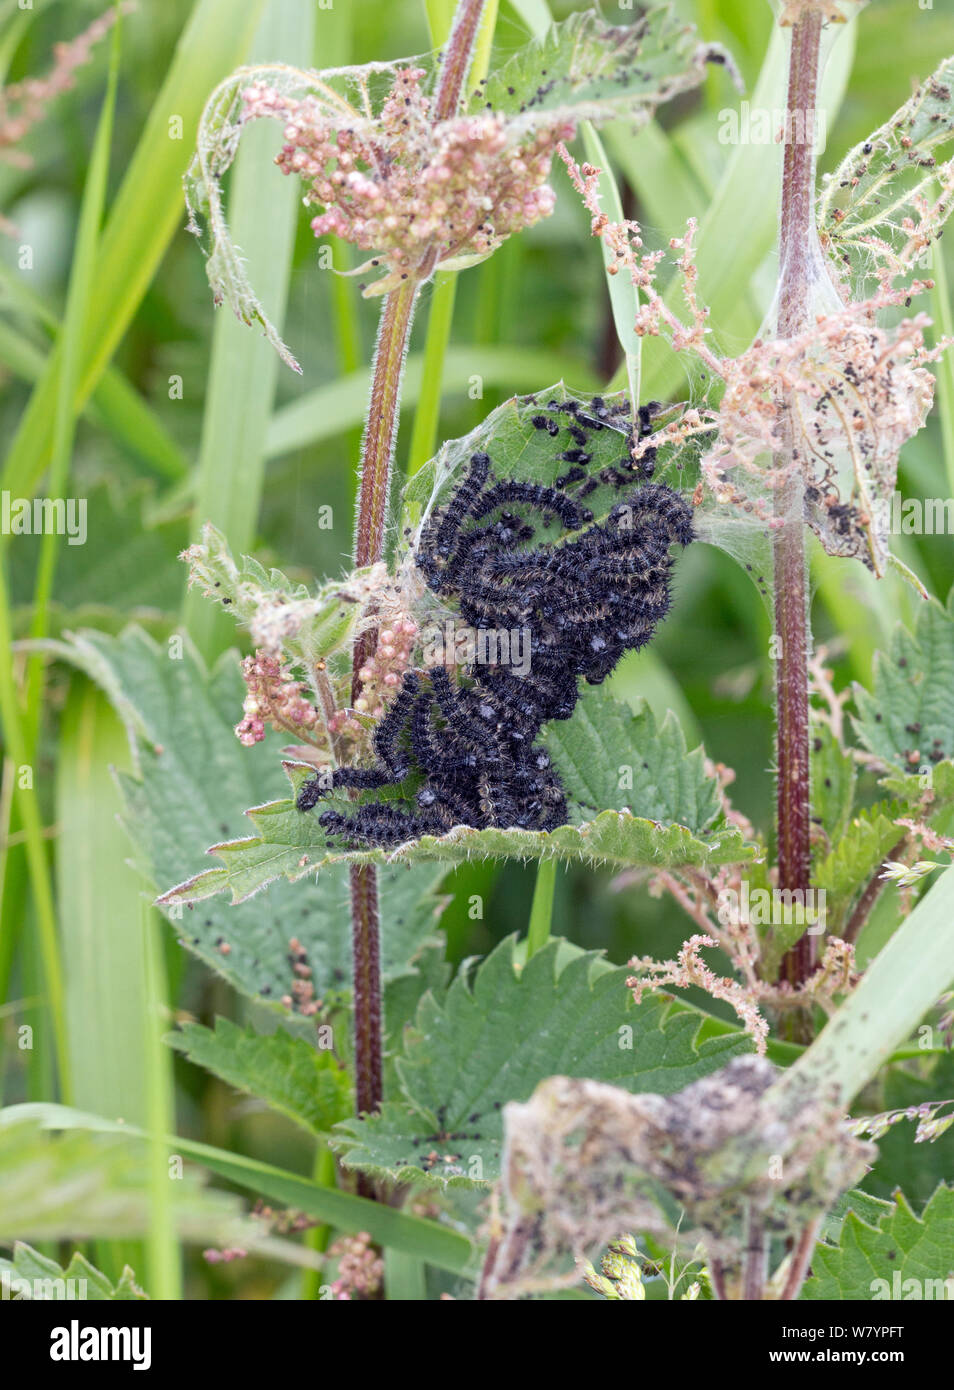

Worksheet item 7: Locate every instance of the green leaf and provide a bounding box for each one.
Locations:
[162,758,757,908]
[401,382,695,536]
[476,5,728,137]
[0,1112,251,1248]
[9,481,187,626]
[543,686,722,833]
[818,52,954,290]
[881,760,954,840]
[803,1185,954,1300]
[853,590,954,771]
[44,626,449,1011]
[167,1017,352,1137]
[0,1244,148,1301]
[330,935,751,1188]
[810,723,858,850]
[182,522,364,674]
[5,1104,474,1276]
[814,807,904,935]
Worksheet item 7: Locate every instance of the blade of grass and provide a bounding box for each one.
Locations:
[525,857,557,959]
[8,1103,476,1276]
[54,684,148,1121]
[0,262,189,480]
[142,899,181,1299]
[301,1142,336,1300]
[1,0,268,510]
[0,11,123,1102]
[263,345,596,462]
[24,3,122,739]
[0,566,68,1098]
[407,272,459,475]
[182,0,317,661]
[385,1247,428,1300]
[580,122,640,411]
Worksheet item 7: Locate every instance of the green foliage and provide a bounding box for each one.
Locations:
[810,723,858,849]
[544,686,722,831]
[863,1052,954,1208]
[0,1112,250,1248]
[814,806,904,934]
[803,1185,954,1300]
[45,627,448,1010]
[161,757,756,912]
[478,5,729,135]
[168,1017,352,1136]
[0,1243,148,1301]
[401,382,696,535]
[330,935,750,1188]
[854,590,954,770]
[819,52,954,289]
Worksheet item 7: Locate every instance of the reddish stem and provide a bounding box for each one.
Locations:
[780,1217,821,1301]
[346,0,487,1134]
[775,9,823,994]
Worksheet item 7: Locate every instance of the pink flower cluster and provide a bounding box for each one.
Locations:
[328,617,417,741]
[236,650,319,747]
[241,69,570,289]
[327,1231,384,1300]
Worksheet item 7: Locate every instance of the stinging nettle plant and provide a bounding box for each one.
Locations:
[33,0,954,1301]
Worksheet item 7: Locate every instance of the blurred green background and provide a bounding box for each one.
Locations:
[1,0,953,1297]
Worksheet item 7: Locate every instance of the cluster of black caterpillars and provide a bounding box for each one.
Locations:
[297,395,694,847]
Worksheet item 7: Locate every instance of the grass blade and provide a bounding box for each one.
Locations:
[7,1103,476,1276]
[1,0,268,508]
[181,0,317,661]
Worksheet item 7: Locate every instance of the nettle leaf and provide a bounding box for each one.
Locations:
[476,6,731,138]
[45,627,449,1014]
[803,1185,954,1301]
[168,1018,351,1137]
[853,590,954,772]
[400,382,699,536]
[0,1114,251,1248]
[162,756,756,909]
[543,686,720,831]
[814,807,904,935]
[810,723,858,851]
[881,760,954,840]
[329,935,751,1189]
[819,52,954,287]
[182,521,365,674]
[0,1244,148,1301]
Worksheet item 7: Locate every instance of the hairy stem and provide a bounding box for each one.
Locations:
[775,9,823,994]
[346,0,487,1138]
[432,0,486,121]
[779,1216,821,1301]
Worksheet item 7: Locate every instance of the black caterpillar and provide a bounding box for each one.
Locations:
[297,401,693,847]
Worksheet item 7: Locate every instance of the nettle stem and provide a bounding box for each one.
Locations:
[347,0,486,1134]
[775,9,823,995]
